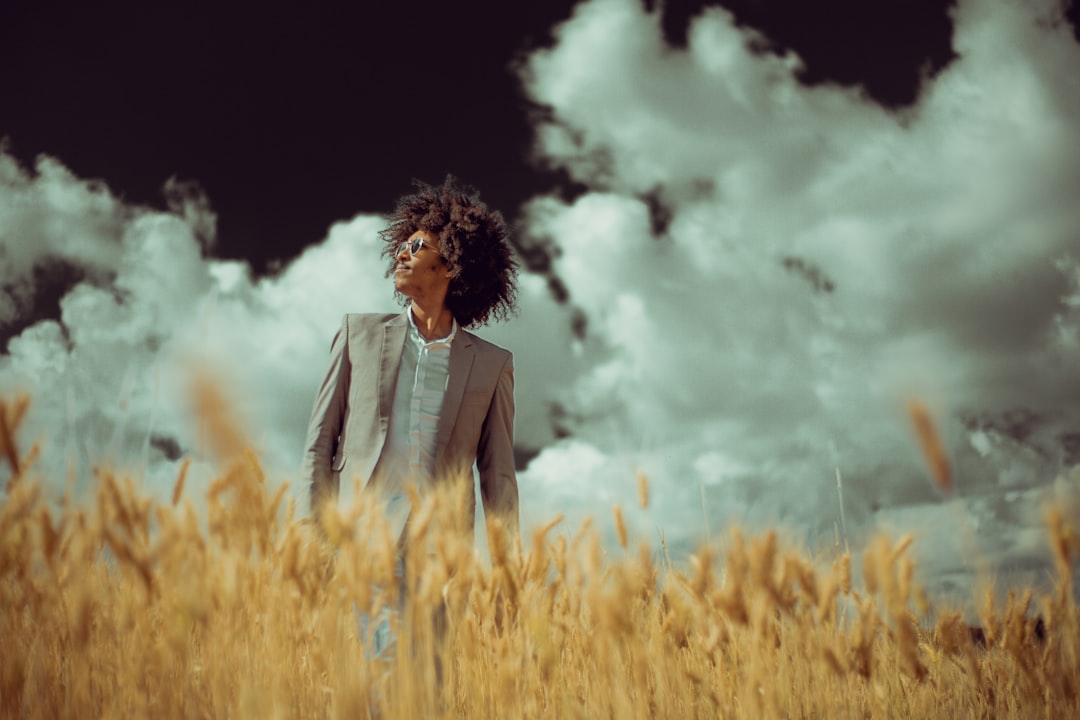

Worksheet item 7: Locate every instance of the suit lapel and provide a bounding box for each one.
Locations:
[378,311,409,432]
[436,330,475,462]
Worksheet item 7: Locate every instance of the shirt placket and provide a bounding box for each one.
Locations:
[409,336,428,472]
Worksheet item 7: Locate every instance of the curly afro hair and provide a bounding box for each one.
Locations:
[379,176,519,328]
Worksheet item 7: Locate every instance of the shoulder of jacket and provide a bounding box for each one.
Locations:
[462,329,512,360]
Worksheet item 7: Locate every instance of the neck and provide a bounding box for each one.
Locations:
[410,301,454,340]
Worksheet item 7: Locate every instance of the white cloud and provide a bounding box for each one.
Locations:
[516,0,1080,596]
[0,152,125,327]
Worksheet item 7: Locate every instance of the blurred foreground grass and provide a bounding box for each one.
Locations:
[1,393,1078,719]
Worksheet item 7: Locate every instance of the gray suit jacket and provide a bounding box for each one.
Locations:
[301,311,518,533]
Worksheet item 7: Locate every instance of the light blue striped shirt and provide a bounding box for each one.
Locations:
[371,309,457,540]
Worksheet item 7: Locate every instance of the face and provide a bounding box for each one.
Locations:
[393,229,451,301]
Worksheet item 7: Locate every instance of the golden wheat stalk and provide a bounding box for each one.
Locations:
[907,398,951,494]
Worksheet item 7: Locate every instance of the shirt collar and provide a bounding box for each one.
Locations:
[407,308,458,346]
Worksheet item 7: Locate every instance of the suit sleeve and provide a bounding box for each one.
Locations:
[301,315,351,515]
[476,352,519,535]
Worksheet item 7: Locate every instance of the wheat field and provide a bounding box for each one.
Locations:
[2,392,1078,719]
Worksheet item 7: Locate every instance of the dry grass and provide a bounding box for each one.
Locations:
[2,392,1078,719]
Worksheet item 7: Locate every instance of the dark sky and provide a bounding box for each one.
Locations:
[4,0,1068,274]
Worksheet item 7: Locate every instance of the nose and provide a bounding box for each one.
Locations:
[397,243,410,260]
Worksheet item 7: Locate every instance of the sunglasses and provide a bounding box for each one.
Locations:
[396,236,438,257]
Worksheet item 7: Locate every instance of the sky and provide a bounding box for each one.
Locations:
[2,0,1080,608]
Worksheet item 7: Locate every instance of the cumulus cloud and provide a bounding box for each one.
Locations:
[516,0,1080,598]
[0,150,126,328]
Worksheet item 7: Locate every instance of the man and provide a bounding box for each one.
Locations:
[301,176,520,549]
